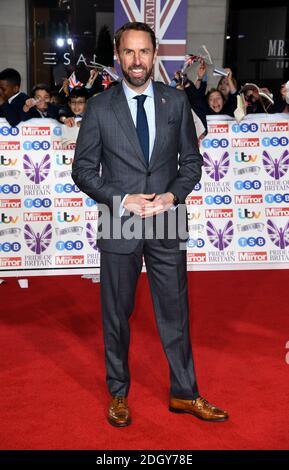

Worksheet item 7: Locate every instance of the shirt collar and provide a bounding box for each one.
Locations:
[8,92,21,104]
[122,79,154,101]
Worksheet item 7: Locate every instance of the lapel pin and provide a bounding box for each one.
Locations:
[161,98,166,104]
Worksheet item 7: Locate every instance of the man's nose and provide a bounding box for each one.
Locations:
[134,53,141,65]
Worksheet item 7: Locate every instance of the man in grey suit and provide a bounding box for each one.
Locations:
[72,22,228,426]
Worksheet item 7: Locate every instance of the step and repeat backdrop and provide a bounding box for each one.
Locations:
[0,115,289,277]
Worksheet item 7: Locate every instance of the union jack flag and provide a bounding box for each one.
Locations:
[114,0,187,84]
[68,71,83,90]
[101,71,113,89]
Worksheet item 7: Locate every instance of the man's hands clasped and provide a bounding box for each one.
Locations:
[124,192,175,218]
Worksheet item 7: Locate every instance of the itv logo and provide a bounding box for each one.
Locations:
[57,211,81,223]
[0,213,19,224]
[234,151,258,163]
[0,155,18,166]
[238,208,261,219]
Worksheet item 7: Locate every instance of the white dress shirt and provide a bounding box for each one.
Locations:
[122,79,156,159]
[120,79,156,215]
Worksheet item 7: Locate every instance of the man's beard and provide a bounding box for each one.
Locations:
[121,64,153,87]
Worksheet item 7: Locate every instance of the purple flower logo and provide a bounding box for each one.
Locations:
[86,223,98,250]
[203,151,230,181]
[24,223,52,254]
[206,220,234,250]
[267,219,289,249]
[23,154,51,183]
[262,150,289,180]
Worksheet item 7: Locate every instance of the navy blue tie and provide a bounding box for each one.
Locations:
[134,95,149,165]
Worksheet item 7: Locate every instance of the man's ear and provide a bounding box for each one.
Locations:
[13,85,20,94]
[153,47,158,66]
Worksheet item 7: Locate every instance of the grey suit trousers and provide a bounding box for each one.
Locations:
[100,240,199,399]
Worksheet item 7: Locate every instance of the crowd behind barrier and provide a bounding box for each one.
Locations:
[1,114,289,277]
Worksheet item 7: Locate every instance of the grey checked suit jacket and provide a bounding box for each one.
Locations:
[72,81,203,253]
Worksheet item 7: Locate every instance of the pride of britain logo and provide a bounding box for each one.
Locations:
[206,220,234,251]
[86,223,98,250]
[262,150,289,180]
[203,152,230,181]
[24,223,52,254]
[23,154,51,183]
[267,219,289,249]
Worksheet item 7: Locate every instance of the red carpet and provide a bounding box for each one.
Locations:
[0,270,288,450]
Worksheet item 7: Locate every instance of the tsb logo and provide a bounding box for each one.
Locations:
[202,138,229,149]
[0,126,19,136]
[23,140,50,150]
[205,195,232,205]
[262,137,289,147]
[238,237,266,247]
[193,182,202,191]
[24,198,52,208]
[55,183,80,193]
[56,240,84,251]
[0,184,21,194]
[53,127,62,136]
[0,242,21,252]
[265,194,289,204]
[234,180,262,190]
[85,198,97,207]
[232,123,258,133]
[187,238,205,248]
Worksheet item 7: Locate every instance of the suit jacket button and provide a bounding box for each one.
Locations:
[147,171,151,176]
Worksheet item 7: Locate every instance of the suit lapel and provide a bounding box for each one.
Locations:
[149,82,169,169]
[111,84,148,169]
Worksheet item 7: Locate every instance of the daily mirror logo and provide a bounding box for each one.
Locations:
[232,138,259,148]
[0,141,20,151]
[208,123,229,134]
[22,126,51,136]
[260,122,289,132]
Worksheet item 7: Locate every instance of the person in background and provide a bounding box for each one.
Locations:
[206,88,231,114]
[193,61,237,116]
[85,68,102,95]
[0,68,29,127]
[217,68,237,103]
[184,60,237,131]
[170,65,208,131]
[239,83,286,114]
[59,86,89,127]
[60,68,102,100]
[280,82,289,113]
[169,70,206,141]
[22,83,61,120]
[50,89,67,107]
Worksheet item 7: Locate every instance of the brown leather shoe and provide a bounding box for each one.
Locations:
[169,396,229,422]
[108,396,131,427]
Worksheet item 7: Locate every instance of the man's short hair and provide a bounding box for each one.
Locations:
[114,22,156,53]
[0,68,21,86]
[31,83,51,97]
